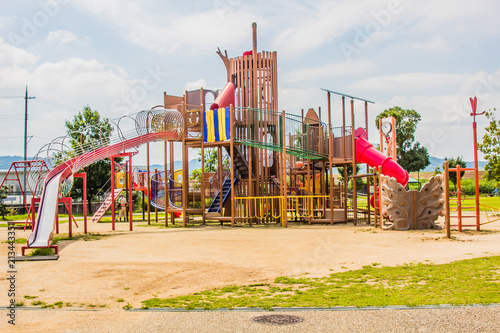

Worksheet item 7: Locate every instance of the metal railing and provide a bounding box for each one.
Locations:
[234,195,329,220]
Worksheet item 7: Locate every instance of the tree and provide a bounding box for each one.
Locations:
[375,106,430,173]
[337,164,364,189]
[399,142,430,173]
[478,108,500,181]
[0,186,9,219]
[191,148,226,186]
[445,156,467,192]
[64,106,115,213]
[197,148,218,173]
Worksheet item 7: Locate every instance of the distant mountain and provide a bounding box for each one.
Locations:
[147,159,201,172]
[423,156,486,172]
[0,156,26,170]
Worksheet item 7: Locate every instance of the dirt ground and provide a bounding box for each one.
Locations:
[1,216,500,331]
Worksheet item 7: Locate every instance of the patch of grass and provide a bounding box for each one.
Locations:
[15,301,24,307]
[24,295,38,299]
[51,232,108,245]
[124,287,130,290]
[28,248,55,256]
[2,238,27,244]
[142,256,500,310]
[136,222,187,229]
[31,300,44,306]
[117,298,124,302]
[123,303,133,310]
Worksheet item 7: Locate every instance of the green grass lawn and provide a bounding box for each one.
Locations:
[142,256,500,310]
[449,196,500,211]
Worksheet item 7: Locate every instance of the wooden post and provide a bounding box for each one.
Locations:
[230,105,235,227]
[327,92,334,224]
[182,102,189,227]
[342,96,346,160]
[412,191,417,229]
[252,22,258,110]
[343,165,348,222]
[444,161,451,238]
[282,111,288,227]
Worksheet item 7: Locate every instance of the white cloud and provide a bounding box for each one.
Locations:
[72,0,256,55]
[349,73,467,93]
[0,40,153,156]
[403,0,500,38]
[0,37,38,66]
[184,79,207,92]
[46,30,78,44]
[408,35,453,53]
[283,60,376,83]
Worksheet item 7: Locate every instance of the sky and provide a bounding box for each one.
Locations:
[1,0,500,166]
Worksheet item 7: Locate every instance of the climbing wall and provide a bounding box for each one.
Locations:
[379,175,445,230]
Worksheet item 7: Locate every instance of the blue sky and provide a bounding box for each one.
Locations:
[1,0,500,165]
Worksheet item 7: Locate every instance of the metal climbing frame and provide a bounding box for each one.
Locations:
[233,107,329,160]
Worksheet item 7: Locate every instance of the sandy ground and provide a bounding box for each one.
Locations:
[1,216,500,331]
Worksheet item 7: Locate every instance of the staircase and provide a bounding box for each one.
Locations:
[225,145,249,179]
[90,188,123,223]
[207,177,237,213]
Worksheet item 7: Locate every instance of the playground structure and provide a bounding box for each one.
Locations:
[441,97,500,234]
[20,22,469,253]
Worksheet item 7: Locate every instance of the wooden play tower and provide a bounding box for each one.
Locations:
[154,23,377,227]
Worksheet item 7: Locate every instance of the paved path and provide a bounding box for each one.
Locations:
[2,306,500,332]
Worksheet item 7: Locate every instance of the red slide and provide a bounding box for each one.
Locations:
[354,128,409,207]
[210,82,235,110]
[355,128,409,185]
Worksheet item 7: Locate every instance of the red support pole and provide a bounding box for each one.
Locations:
[129,155,133,231]
[456,165,462,232]
[31,197,37,231]
[68,197,73,237]
[55,207,59,234]
[75,173,88,234]
[83,173,87,234]
[111,156,116,230]
[470,97,483,231]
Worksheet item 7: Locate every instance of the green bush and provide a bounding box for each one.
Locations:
[457,179,496,195]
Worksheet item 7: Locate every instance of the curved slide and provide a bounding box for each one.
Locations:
[210,82,235,111]
[354,127,408,207]
[27,113,183,248]
[355,128,409,186]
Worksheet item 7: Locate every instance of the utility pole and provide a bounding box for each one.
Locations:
[24,86,35,198]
